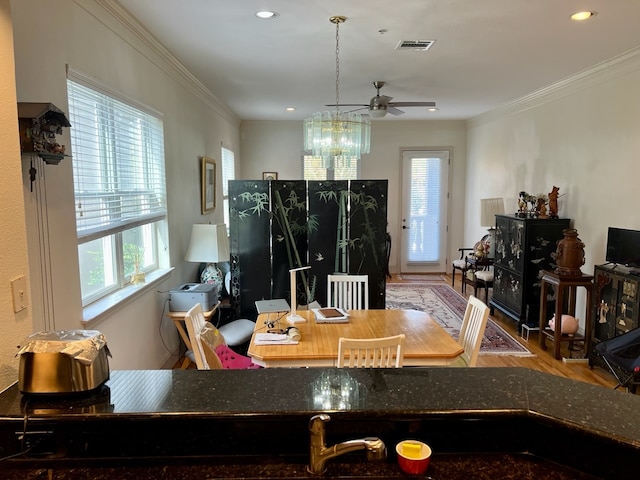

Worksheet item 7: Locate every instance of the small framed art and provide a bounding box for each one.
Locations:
[262,172,278,181]
[201,156,216,214]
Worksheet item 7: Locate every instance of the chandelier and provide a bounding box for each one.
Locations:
[303,16,371,169]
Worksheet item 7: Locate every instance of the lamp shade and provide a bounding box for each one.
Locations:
[185,224,230,263]
[480,198,505,227]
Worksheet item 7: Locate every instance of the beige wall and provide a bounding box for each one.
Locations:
[3,0,241,388]
[240,119,468,274]
[466,48,640,330]
[3,1,640,390]
[0,0,33,391]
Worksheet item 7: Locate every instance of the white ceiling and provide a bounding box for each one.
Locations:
[117,0,640,121]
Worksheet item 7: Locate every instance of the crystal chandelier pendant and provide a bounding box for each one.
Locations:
[303,16,371,170]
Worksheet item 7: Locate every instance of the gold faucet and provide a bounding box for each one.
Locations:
[307,413,387,475]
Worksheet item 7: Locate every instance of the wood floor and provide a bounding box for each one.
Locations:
[395,273,622,390]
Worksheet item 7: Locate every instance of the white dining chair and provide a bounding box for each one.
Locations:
[327,274,369,310]
[184,303,210,369]
[185,303,259,370]
[337,334,405,368]
[453,295,490,367]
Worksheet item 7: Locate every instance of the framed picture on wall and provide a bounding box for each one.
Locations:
[201,156,216,214]
[263,172,278,181]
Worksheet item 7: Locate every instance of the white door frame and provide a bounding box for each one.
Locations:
[399,148,451,273]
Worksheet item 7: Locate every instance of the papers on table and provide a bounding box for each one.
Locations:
[254,332,299,345]
[312,308,349,323]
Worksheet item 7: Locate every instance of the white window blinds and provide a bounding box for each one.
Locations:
[221,146,235,197]
[67,79,167,244]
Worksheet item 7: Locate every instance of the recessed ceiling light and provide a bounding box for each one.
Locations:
[570,11,596,21]
[256,11,278,20]
[285,107,296,112]
[428,107,439,112]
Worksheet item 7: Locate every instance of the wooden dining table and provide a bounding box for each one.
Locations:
[247,309,464,368]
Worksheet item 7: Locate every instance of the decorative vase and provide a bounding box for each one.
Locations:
[553,228,585,277]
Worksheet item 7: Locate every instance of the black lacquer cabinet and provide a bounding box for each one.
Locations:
[490,215,570,326]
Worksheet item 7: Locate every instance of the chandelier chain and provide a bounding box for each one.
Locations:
[335,19,340,112]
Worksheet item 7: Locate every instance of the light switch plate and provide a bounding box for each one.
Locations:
[11,275,28,313]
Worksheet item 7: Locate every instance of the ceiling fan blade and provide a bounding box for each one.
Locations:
[387,106,405,116]
[325,103,368,107]
[388,101,437,108]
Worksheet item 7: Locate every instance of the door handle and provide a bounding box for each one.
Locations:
[402,225,409,230]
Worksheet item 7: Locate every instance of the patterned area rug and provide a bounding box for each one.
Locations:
[397,274,446,282]
[386,283,532,356]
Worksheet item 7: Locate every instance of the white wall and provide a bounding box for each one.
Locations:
[466,48,640,330]
[240,119,467,274]
[3,0,241,387]
[0,0,33,391]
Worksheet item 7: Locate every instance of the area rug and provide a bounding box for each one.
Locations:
[397,274,446,282]
[386,283,532,356]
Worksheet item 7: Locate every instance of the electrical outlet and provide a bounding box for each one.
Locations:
[11,275,28,313]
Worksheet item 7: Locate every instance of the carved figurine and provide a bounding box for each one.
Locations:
[517,191,528,216]
[536,198,548,218]
[548,186,560,218]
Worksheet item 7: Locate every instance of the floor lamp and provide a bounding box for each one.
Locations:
[480,198,505,258]
[288,266,311,324]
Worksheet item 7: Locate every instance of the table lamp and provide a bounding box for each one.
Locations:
[288,266,311,324]
[480,198,505,258]
[185,224,230,295]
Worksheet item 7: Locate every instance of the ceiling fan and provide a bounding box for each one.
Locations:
[326,81,436,118]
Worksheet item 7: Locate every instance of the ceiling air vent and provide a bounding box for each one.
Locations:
[396,40,435,51]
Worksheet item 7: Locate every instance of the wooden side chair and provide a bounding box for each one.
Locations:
[184,303,260,370]
[327,274,369,310]
[337,334,405,368]
[452,247,474,292]
[452,295,490,367]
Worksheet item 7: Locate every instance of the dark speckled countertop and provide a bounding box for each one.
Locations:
[0,367,639,479]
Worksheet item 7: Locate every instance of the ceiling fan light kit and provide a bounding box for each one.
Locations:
[303,16,371,169]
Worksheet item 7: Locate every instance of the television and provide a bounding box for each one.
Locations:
[606,227,640,268]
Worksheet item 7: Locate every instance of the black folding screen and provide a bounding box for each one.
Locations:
[228,180,388,319]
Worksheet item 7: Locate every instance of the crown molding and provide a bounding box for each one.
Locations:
[76,0,240,126]
[469,46,640,127]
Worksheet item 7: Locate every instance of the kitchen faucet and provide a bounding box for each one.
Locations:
[307,413,387,474]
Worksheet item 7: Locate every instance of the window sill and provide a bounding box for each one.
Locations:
[82,267,174,326]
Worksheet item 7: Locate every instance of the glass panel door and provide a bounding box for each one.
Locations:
[400,150,449,273]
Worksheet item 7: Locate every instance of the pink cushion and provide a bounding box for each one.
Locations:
[214,344,261,369]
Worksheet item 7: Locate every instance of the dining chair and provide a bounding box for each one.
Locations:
[451,247,473,291]
[184,303,259,369]
[327,274,369,310]
[452,295,490,367]
[337,334,405,368]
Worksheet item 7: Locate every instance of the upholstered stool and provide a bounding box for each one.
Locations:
[474,270,494,303]
[219,319,255,346]
[217,271,255,350]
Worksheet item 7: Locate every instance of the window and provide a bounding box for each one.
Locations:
[67,74,168,306]
[221,146,235,228]
[303,155,359,180]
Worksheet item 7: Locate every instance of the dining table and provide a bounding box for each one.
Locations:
[247,308,464,367]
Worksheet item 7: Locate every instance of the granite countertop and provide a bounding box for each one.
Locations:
[1,367,639,479]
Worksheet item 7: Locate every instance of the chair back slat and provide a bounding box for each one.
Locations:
[457,295,490,367]
[327,274,369,310]
[337,334,405,368]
